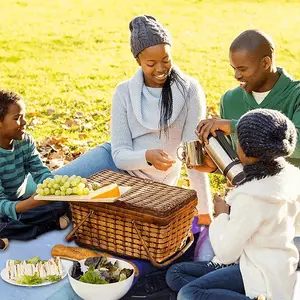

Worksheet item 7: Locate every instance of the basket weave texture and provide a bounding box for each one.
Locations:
[69,170,197,265]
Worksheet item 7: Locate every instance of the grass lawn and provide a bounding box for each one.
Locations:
[1,0,300,191]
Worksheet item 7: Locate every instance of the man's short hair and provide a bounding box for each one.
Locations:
[230,29,275,59]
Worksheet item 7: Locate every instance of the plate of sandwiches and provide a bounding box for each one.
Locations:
[1,256,72,287]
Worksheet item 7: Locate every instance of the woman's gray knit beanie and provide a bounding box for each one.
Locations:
[129,15,171,58]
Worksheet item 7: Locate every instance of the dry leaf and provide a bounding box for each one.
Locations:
[37,136,90,171]
[65,119,75,127]
[74,112,84,118]
[48,151,65,160]
[71,140,88,146]
[27,116,40,129]
[49,158,65,170]
[47,108,55,115]
[79,133,88,139]
[27,112,41,117]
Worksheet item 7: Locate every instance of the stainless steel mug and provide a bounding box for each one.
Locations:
[177,140,203,166]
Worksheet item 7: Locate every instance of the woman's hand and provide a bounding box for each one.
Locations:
[196,118,231,145]
[146,149,176,171]
[213,194,230,217]
[15,195,51,213]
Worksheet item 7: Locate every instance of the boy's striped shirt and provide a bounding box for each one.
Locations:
[0,133,52,219]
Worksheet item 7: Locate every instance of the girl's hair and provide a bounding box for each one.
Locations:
[159,68,187,137]
[0,90,22,121]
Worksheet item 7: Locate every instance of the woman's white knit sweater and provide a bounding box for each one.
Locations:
[111,67,212,214]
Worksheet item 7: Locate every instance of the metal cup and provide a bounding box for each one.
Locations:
[177,140,203,166]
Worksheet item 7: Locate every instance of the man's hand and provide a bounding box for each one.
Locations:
[196,118,232,145]
[146,149,176,171]
[213,194,230,217]
[15,195,52,213]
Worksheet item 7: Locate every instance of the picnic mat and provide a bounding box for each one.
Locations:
[0,217,200,300]
[1,216,299,300]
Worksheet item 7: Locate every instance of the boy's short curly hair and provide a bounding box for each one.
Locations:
[0,90,22,121]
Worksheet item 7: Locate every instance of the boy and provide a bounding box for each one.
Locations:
[0,90,70,246]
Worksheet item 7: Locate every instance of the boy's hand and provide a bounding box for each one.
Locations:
[213,194,230,217]
[146,149,176,171]
[196,118,232,145]
[16,195,51,213]
[31,198,52,207]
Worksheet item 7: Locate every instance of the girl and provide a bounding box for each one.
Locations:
[166,108,300,300]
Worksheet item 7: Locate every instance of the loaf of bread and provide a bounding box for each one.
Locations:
[51,244,139,276]
[51,244,113,261]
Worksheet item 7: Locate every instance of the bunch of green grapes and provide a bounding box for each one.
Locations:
[36,175,91,196]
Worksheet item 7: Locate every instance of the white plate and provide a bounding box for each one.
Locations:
[34,186,131,203]
[0,259,72,287]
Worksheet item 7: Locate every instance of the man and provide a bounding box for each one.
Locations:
[196,29,300,268]
[197,29,300,167]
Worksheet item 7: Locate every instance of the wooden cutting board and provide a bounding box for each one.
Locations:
[34,186,131,203]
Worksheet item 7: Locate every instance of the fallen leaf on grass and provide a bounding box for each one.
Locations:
[65,119,75,127]
[74,112,84,118]
[27,112,41,117]
[71,140,88,146]
[47,108,55,115]
[37,136,90,171]
[49,159,65,169]
[27,116,40,129]
[79,133,88,139]
[40,137,69,147]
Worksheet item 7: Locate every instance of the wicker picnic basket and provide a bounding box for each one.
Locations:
[66,170,197,267]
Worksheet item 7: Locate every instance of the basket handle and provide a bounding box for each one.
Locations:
[65,210,94,242]
[132,221,194,268]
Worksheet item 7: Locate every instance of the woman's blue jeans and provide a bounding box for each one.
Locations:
[166,261,252,300]
[54,142,125,177]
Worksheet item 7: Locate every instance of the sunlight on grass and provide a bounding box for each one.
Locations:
[0,0,300,191]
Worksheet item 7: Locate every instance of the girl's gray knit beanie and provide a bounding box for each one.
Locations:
[237,108,297,160]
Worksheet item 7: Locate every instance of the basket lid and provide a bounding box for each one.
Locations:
[88,170,197,218]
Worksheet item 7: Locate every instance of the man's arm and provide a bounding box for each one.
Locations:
[196,95,234,145]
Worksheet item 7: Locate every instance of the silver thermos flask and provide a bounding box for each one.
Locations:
[204,130,245,185]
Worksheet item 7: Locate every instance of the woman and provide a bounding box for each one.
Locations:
[54,15,214,224]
